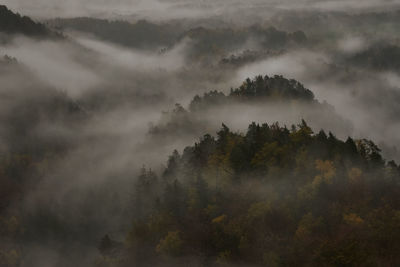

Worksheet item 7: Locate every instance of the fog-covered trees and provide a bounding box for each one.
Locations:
[0,5,49,36]
[49,18,180,50]
[149,75,350,141]
[2,3,400,267]
[349,43,400,72]
[99,121,400,266]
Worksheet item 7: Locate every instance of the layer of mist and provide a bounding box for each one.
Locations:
[1,2,400,267]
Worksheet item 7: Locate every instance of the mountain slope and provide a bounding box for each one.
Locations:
[0,5,49,36]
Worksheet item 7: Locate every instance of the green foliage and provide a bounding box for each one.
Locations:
[230,75,314,101]
[150,75,332,140]
[121,121,400,266]
[156,231,183,257]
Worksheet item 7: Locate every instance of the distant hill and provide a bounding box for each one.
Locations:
[48,17,181,50]
[348,43,400,73]
[149,75,352,142]
[183,25,307,51]
[179,26,307,63]
[0,5,50,37]
[48,18,307,62]
[190,74,315,111]
[0,57,86,156]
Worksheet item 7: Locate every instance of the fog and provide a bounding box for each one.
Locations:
[4,0,400,19]
[235,42,400,159]
[1,1,400,266]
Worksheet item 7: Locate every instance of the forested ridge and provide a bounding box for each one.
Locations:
[149,75,351,140]
[48,18,307,63]
[192,74,315,108]
[348,43,400,72]
[97,121,400,266]
[48,18,180,50]
[1,3,400,267]
[150,75,315,135]
[0,5,49,37]
[180,26,307,62]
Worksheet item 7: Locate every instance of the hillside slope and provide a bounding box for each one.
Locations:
[0,5,49,36]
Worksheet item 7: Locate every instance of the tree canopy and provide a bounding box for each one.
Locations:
[0,5,49,36]
[98,121,400,266]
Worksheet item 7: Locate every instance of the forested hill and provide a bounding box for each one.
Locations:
[48,18,181,49]
[47,18,306,58]
[190,75,315,111]
[149,75,352,139]
[96,121,400,266]
[183,25,307,51]
[0,5,50,37]
[348,43,400,73]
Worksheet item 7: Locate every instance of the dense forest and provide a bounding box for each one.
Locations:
[97,121,400,266]
[0,5,49,37]
[347,43,400,72]
[48,18,307,64]
[149,75,352,144]
[1,2,400,267]
[48,18,181,50]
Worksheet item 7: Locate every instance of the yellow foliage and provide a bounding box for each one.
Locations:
[207,135,242,187]
[208,153,227,168]
[262,251,280,267]
[147,213,174,238]
[251,142,289,171]
[313,160,335,186]
[348,168,363,184]
[343,213,364,226]
[207,153,233,189]
[247,202,270,221]
[188,187,199,211]
[238,236,250,253]
[252,142,279,166]
[295,149,313,174]
[315,160,336,179]
[156,231,183,257]
[0,249,20,267]
[295,213,322,240]
[290,126,312,144]
[216,250,231,265]
[311,175,323,188]
[212,214,227,224]
[295,224,310,240]
[0,216,22,238]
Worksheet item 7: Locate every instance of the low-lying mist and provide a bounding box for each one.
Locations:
[1,2,400,267]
